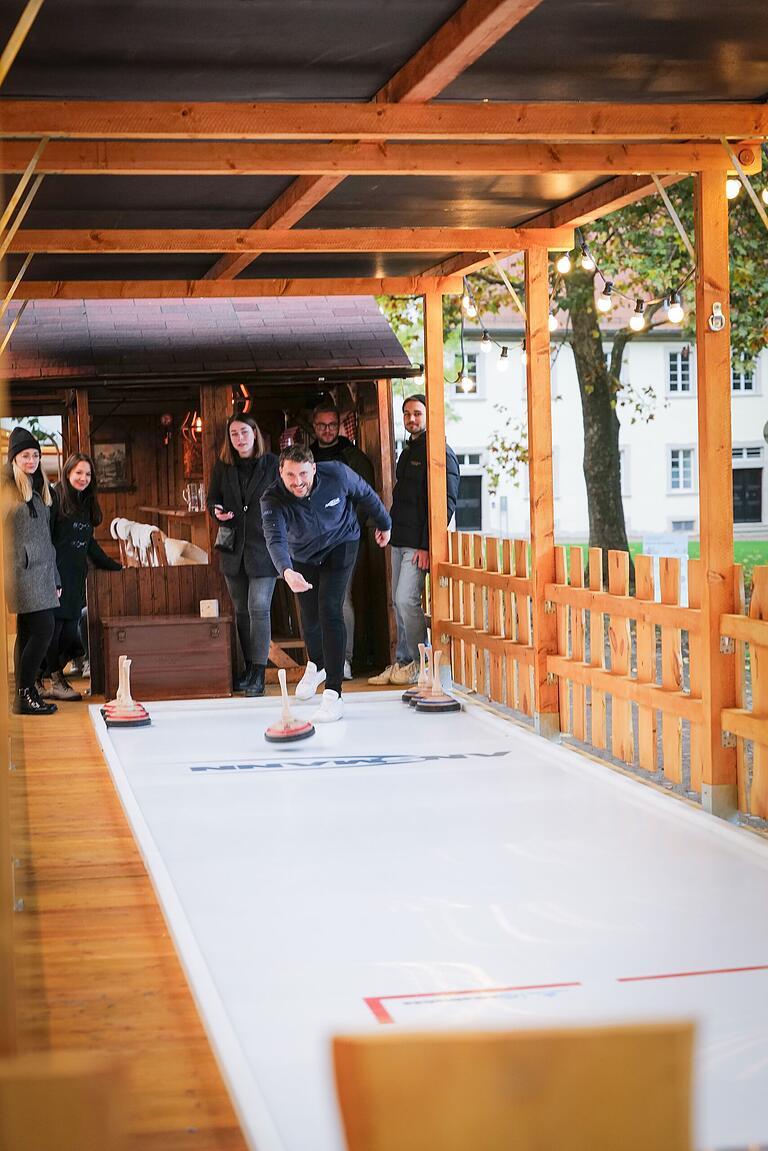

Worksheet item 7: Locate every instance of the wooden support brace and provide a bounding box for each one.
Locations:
[424,292,450,670]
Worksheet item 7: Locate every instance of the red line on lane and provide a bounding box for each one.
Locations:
[618,963,768,983]
[364,981,582,1025]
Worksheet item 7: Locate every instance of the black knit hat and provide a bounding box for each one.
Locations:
[8,425,41,463]
[403,392,426,409]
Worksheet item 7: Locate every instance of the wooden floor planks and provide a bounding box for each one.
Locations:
[10,688,249,1151]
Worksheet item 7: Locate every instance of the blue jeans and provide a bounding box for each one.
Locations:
[391,546,427,665]
[223,571,276,665]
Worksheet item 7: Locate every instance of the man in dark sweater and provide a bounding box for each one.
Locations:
[261,446,391,723]
[369,393,460,686]
[309,402,376,680]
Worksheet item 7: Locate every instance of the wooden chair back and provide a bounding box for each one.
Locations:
[333,1021,693,1151]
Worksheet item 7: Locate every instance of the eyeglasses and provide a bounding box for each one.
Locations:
[314,421,339,430]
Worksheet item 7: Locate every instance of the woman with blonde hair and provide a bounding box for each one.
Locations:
[206,411,278,696]
[3,426,60,714]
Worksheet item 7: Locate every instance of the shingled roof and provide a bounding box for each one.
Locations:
[3,295,414,381]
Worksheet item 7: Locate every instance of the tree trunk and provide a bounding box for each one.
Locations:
[567,268,631,574]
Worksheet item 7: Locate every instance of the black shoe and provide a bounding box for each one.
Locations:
[13,687,57,715]
[234,662,254,692]
[244,665,266,697]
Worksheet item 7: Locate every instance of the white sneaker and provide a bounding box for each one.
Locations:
[368,662,398,685]
[310,689,344,723]
[390,660,418,685]
[343,660,353,681]
[295,661,326,700]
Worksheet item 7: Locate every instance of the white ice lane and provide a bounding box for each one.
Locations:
[92,692,768,1151]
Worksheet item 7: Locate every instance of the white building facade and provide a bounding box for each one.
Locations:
[443,333,767,541]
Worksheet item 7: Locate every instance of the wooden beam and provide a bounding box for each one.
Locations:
[11,226,572,254]
[206,0,544,280]
[525,246,559,737]
[3,100,767,141]
[693,169,737,819]
[424,291,450,667]
[518,174,686,232]
[1,139,757,177]
[1,275,463,299]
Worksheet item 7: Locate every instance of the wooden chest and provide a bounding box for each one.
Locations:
[102,615,232,701]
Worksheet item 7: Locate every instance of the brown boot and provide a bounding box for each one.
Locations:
[49,671,82,701]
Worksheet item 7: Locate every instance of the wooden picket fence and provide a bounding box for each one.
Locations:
[721,565,768,819]
[437,533,535,716]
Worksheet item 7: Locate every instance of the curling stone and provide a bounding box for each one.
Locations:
[413,650,462,714]
[101,655,151,728]
[265,668,315,744]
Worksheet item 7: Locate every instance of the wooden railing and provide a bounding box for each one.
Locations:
[721,566,768,819]
[436,533,534,717]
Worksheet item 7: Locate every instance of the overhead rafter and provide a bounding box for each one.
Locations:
[0,275,464,300]
[2,100,767,141]
[0,139,759,177]
[204,0,546,280]
[10,225,573,254]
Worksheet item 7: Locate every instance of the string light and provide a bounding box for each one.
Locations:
[462,292,477,318]
[726,177,742,200]
[459,373,473,392]
[498,345,510,371]
[579,242,596,271]
[762,187,768,206]
[629,300,646,332]
[596,282,614,313]
[548,312,559,332]
[555,252,572,275]
[666,291,685,324]
[520,339,528,367]
[480,331,492,354]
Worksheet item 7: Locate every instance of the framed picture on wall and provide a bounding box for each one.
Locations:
[93,440,132,490]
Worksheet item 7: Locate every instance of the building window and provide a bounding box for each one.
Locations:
[671,519,696,532]
[667,348,692,394]
[454,352,479,397]
[731,355,755,393]
[669,447,695,492]
[455,474,483,530]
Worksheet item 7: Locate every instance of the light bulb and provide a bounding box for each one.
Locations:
[555,252,572,275]
[762,187,768,206]
[480,331,492,354]
[462,292,477,318]
[459,374,472,392]
[666,291,684,324]
[726,177,742,200]
[548,312,559,332]
[629,300,646,332]
[498,346,510,371]
[580,245,596,271]
[596,281,614,313]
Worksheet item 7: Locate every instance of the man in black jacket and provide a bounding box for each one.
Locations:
[369,393,460,686]
[261,447,390,723]
[309,402,375,680]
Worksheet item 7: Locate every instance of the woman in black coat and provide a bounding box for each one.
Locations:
[207,413,278,696]
[42,452,121,701]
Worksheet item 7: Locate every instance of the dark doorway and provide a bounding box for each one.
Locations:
[456,475,483,531]
[733,468,762,523]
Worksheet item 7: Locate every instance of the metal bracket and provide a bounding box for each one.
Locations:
[719,636,735,655]
[438,576,449,588]
[544,600,556,614]
[721,731,737,749]
[708,302,726,332]
[440,633,450,644]
[546,672,558,685]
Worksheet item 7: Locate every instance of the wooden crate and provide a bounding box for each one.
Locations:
[102,615,232,701]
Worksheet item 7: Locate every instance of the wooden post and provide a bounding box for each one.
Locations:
[75,386,91,456]
[376,378,397,663]
[423,291,450,669]
[200,384,233,558]
[525,247,560,738]
[694,169,737,818]
[0,520,17,1057]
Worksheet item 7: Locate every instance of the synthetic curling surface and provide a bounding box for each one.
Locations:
[91,691,768,1151]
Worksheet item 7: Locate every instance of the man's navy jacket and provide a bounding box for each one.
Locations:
[390,430,460,550]
[261,460,391,575]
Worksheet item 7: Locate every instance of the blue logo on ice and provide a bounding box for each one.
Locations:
[190,751,511,773]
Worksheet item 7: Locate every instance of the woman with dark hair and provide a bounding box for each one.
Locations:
[3,426,60,715]
[42,452,121,702]
[207,413,279,697]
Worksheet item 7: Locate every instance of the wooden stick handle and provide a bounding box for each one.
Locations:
[278,668,291,726]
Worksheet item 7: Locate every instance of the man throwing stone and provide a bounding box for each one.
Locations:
[261,446,391,723]
[369,392,460,687]
[309,401,375,680]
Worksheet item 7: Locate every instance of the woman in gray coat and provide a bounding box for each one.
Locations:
[4,426,60,715]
